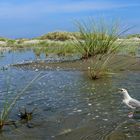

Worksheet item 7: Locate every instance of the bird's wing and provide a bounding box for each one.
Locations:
[128,98,140,108]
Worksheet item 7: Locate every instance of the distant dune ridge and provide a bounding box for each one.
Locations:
[0,32,140,48]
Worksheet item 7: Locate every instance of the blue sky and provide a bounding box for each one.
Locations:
[0,0,140,38]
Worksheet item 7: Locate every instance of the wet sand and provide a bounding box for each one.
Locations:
[12,55,140,72]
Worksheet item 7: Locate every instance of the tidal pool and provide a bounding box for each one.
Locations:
[0,49,140,140]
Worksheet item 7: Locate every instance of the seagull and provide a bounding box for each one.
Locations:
[119,88,140,109]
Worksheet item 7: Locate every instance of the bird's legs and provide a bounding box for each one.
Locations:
[128,109,136,118]
[128,112,133,118]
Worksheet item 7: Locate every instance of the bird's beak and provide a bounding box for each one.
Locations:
[118,88,122,93]
[113,88,121,94]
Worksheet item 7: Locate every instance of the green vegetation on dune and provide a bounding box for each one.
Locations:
[117,41,139,56]
[0,37,8,42]
[33,41,78,57]
[37,31,82,41]
[126,34,140,39]
[0,27,139,60]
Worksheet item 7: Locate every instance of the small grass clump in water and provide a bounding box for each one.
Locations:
[0,73,42,131]
[18,107,37,128]
[18,107,36,122]
[87,54,114,80]
[33,47,48,58]
[53,43,77,56]
[33,41,78,57]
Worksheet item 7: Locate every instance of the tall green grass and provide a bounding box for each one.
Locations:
[74,18,129,59]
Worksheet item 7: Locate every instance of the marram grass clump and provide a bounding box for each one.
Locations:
[75,18,130,80]
[74,18,129,59]
[87,54,114,80]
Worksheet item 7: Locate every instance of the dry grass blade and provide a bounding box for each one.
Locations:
[0,72,43,130]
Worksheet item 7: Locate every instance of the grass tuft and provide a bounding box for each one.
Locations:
[73,18,130,79]
[0,72,42,130]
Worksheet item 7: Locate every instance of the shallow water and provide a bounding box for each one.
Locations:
[0,49,140,140]
[0,49,81,69]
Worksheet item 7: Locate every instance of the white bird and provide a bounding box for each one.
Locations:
[119,88,140,109]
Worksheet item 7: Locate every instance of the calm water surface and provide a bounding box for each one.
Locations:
[0,49,140,140]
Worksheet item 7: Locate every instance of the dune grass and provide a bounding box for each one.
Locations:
[73,18,130,79]
[32,41,78,57]
[126,34,140,39]
[87,54,115,80]
[38,31,82,41]
[74,19,129,59]
[117,41,139,56]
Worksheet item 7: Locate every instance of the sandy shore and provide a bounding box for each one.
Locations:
[12,55,140,71]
